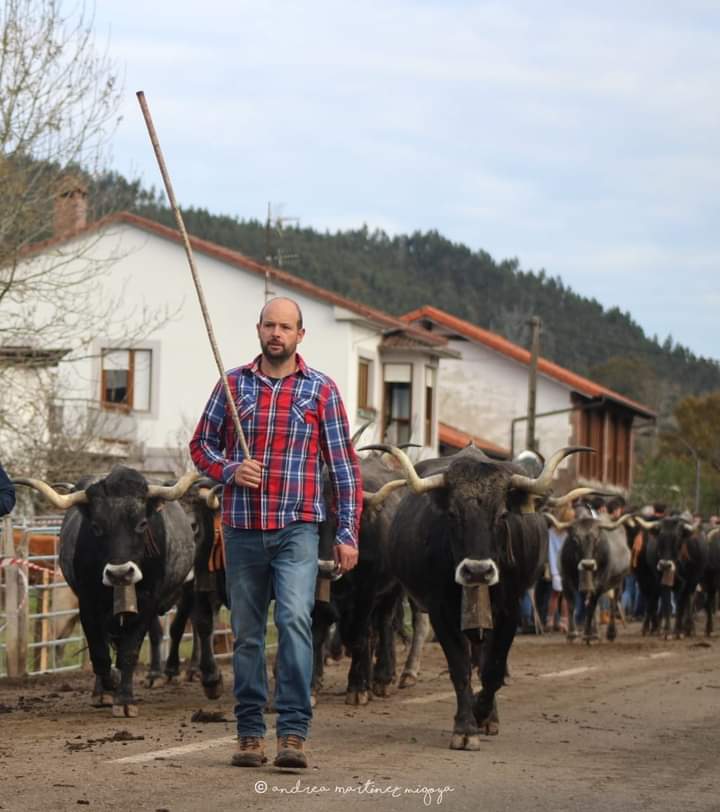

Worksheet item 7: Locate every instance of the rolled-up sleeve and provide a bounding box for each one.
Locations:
[318,383,363,547]
[190,378,242,484]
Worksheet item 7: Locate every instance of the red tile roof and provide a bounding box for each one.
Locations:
[402,305,656,418]
[23,212,449,352]
[438,422,510,458]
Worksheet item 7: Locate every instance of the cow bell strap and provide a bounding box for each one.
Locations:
[144,525,161,558]
[208,515,225,573]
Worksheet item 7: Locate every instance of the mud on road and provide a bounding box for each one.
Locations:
[1,625,719,812]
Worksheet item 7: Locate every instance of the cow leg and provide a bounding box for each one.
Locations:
[164,584,193,682]
[113,617,148,717]
[705,586,716,637]
[399,602,429,689]
[606,591,619,641]
[144,615,164,687]
[660,586,673,639]
[342,568,376,705]
[194,591,223,699]
[79,603,116,707]
[311,599,338,705]
[472,597,519,737]
[372,587,404,697]
[583,593,600,644]
[563,585,578,641]
[428,602,480,750]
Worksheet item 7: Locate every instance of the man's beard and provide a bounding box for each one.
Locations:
[260,338,296,364]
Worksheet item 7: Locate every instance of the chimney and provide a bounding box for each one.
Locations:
[53,176,88,237]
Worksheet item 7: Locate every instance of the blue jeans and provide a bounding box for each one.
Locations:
[223,522,319,740]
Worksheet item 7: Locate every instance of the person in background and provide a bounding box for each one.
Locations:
[0,462,16,517]
[545,503,573,632]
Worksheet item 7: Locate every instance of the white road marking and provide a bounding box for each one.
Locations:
[400,691,456,705]
[109,736,235,764]
[645,651,674,660]
[539,666,597,679]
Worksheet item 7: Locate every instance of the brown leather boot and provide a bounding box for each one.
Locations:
[231,736,267,767]
[274,734,307,768]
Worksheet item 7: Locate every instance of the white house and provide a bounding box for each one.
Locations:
[3,205,457,477]
[401,306,656,494]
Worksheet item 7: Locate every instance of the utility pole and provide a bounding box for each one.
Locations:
[525,316,542,452]
[264,202,300,302]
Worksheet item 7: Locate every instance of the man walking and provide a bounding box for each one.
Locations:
[190,297,362,769]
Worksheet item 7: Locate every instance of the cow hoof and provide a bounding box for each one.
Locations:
[372,683,391,698]
[398,672,417,689]
[92,692,114,708]
[185,668,200,682]
[112,703,138,718]
[144,671,162,689]
[449,733,482,750]
[345,690,369,706]
[481,720,499,736]
[202,674,223,700]
[165,675,180,685]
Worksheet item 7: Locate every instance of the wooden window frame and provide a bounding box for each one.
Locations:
[100,349,151,413]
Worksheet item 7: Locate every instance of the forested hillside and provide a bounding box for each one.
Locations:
[96,173,720,418]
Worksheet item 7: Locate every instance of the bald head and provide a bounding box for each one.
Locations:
[258,297,303,329]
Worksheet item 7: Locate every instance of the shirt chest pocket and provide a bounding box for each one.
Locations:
[291,395,319,430]
[236,393,256,422]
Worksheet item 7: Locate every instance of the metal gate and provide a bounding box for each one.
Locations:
[1,515,234,679]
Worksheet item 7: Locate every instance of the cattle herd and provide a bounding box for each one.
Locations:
[10,442,720,752]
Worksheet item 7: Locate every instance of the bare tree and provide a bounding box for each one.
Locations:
[0,1,176,478]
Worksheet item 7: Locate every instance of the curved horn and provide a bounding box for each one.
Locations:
[147,471,201,501]
[198,483,222,510]
[363,479,407,509]
[599,514,636,531]
[546,486,597,507]
[707,528,720,541]
[12,478,88,510]
[351,420,374,447]
[362,445,446,494]
[634,517,660,530]
[543,512,573,531]
[509,446,594,494]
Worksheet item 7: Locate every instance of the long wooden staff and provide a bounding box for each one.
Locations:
[136,90,250,459]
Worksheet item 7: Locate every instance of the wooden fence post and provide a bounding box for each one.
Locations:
[2,517,28,677]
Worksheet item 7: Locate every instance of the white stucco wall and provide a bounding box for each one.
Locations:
[437,338,574,459]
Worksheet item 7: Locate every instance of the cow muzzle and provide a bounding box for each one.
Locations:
[103,562,143,587]
[455,558,500,587]
[658,559,676,587]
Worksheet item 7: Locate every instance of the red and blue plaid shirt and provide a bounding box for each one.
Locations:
[190,354,362,547]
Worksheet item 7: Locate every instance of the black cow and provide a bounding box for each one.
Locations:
[372,443,589,750]
[312,450,423,705]
[634,514,708,639]
[14,466,197,716]
[146,480,227,699]
[550,511,632,643]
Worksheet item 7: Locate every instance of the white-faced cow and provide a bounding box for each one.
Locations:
[547,510,633,643]
[368,443,591,750]
[13,466,198,716]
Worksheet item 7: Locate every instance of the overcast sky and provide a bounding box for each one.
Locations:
[94,1,719,361]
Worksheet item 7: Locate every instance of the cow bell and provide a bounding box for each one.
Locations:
[661,569,675,587]
[315,578,331,603]
[461,585,493,632]
[579,569,595,593]
[113,584,138,617]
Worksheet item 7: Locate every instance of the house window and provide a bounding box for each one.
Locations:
[383,363,412,444]
[357,358,374,417]
[101,349,152,412]
[424,367,435,446]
